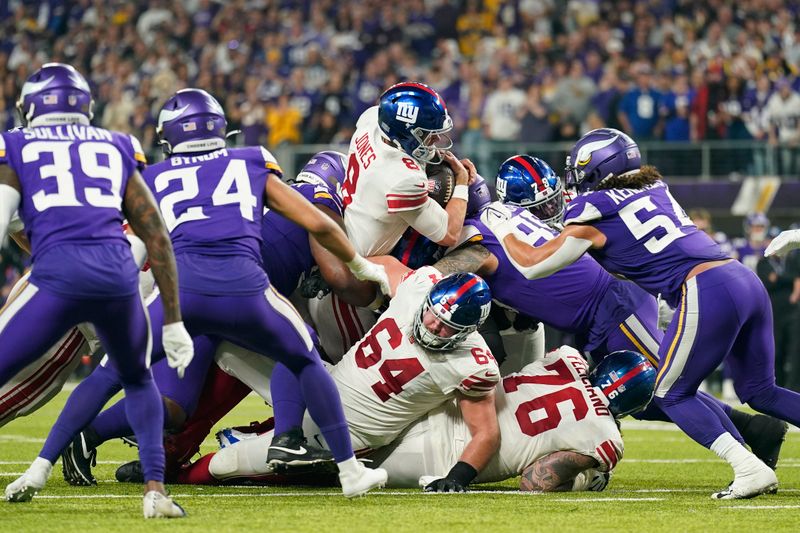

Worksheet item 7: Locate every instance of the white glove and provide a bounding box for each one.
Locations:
[162,321,194,378]
[656,295,676,331]
[346,254,391,296]
[572,469,611,492]
[764,229,800,257]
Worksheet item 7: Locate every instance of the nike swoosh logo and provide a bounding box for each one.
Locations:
[158,104,191,124]
[270,446,308,455]
[485,371,498,378]
[414,183,427,188]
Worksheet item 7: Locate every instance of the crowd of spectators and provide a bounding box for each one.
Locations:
[4,0,800,303]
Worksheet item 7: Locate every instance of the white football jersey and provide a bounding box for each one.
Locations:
[343,106,436,256]
[471,347,623,482]
[332,266,499,449]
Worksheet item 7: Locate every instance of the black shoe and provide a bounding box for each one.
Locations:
[742,414,788,470]
[115,460,144,483]
[267,428,334,472]
[61,432,97,486]
[120,435,138,448]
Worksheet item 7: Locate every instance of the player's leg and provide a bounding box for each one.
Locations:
[87,291,184,518]
[653,272,776,499]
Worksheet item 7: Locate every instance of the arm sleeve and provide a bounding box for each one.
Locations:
[397,198,449,243]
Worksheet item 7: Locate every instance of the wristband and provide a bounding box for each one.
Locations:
[345,254,369,272]
[445,461,478,486]
[452,184,469,201]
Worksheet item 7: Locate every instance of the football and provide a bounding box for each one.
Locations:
[425,162,456,206]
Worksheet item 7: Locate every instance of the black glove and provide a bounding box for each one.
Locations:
[424,477,468,493]
[424,461,477,493]
[299,268,332,299]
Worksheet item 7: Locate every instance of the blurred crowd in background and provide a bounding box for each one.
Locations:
[2,0,800,387]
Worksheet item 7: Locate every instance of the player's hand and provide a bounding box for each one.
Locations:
[765,229,800,257]
[162,321,194,378]
[346,254,392,296]
[586,470,611,491]
[443,151,469,186]
[423,477,468,493]
[460,158,477,185]
[656,296,676,330]
[299,268,332,299]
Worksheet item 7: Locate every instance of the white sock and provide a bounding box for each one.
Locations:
[31,457,53,473]
[337,456,360,476]
[710,432,761,476]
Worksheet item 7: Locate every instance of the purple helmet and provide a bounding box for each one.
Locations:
[157,88,228,154]
[467,174,492,217]
[566,128,641,193]
[16,63,94,127]
[744,212,770,243]
[296,151,348,191]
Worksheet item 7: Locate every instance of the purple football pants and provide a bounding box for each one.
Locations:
[0,282,165,482]
[654,261,800,448]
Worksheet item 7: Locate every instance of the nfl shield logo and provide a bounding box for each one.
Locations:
[68,95,78,106]
[206,120,215,131]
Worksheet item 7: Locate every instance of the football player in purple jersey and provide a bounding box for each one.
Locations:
[0,63,189,517]
[417,155,784,462]
[27,88,390,498]
[484,128,800,500]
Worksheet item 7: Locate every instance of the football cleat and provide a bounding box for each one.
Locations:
[216,426,262,449]
[339,462,388,498]
[267,428,334,472]
[115,460,144,484]
[143,490,186,519]
[61,432,97,486]
[712,466,778,500]
[5,459,52,502]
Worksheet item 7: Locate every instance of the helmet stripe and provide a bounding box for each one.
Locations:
[449,275,481,304]
[395,82,446,109]
[601,362,650,396]
[512,156,545,189]
[400,231,421,266]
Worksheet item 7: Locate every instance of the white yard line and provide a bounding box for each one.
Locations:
[724,505,800,510]
[27,492,664,501]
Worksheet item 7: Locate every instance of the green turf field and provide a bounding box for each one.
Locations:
[1,390,798,532]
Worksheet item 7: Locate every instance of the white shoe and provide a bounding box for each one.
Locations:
[712,465,778,500]
[339,463,388,498]
[143,491,187,518]
[5,458,52,503]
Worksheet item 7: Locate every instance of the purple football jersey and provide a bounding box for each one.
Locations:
[564,180,728,307]
[0,125,145,296]
[261,181,343,296]
[468,203,647,345]
[143,146,282,295]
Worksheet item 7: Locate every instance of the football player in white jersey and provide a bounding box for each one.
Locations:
[342,82,474,256]
[158,267,501,492]
[376,346,655,491]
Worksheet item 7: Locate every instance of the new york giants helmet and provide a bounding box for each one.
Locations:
[157,88,229,154]
[589,350,656,418]
[565,128,641,193]
[496,155,565,226]
[16,63,94,127]
[295,151,348,190]
[378,82,453,164]
[413,273,492,351]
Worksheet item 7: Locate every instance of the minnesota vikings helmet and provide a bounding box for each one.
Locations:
[413,273,492,351]
[296,150,348,190]
[565,128,641,193]
[16,63,94,127]
[378,82,453,164]
[744,212,770,243]
[589,350,656,418]
[467,174,492,217]
[157,88,230,154]
[496,155,565,226]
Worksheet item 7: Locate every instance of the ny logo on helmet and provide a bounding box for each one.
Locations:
[396,102,419,124]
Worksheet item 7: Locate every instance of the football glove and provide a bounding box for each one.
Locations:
[162,321,194,379]
[299,268,332,299]
[765,229,800,257]
[346,254,391,296]
[424,477,467,493]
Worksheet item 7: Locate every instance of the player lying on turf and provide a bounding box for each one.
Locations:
[142,346,652,493]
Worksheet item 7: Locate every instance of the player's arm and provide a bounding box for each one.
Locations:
[432,243,497,277]
[489,214,605,279]
[519,451,600,492]
[425,390,500,493]
[308,203,379,307]
[398,152,471,248]
[0,164,22,243]
[266,173,390,294]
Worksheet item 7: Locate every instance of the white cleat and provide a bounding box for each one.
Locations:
[339,462,388,498]
[143,491,187,518]
[712,466,778,500]
[5,459,52,503]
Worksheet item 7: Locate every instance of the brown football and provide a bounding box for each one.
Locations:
[425,162,456,207]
